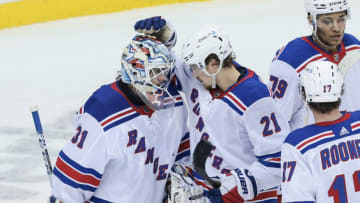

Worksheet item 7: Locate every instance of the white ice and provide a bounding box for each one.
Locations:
[0,0,359,202]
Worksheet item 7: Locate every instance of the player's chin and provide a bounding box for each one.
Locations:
[204,84,212,90]
[330,35,344,45]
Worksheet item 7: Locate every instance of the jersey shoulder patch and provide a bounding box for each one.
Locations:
[276,36,320,70]
[222,68,270,115]
[83,83,140,131]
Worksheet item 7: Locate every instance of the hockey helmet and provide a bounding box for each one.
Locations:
[305,0,350,32]
[300,60,344,103]
[182,24,233,88]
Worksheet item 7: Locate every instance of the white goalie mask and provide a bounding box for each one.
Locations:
[182,24,233,88]
[305,0,350,34]
[119,35,175,110]
[300,61,344,103]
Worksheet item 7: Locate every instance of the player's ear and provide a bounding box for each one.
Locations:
[307,15,312,25]
[307,15,316,28]
[207,58,220,73]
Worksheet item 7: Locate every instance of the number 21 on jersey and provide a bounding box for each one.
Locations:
[260,112,281,137]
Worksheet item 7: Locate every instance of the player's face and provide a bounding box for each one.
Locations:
[149,68,170,88]
[191,59,219,89]
[316,11,347,48]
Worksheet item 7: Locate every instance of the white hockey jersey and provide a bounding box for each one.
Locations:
[174,59,290,202]
[268,33,360,131]
[281,111,360,202]
[51,81,190,203]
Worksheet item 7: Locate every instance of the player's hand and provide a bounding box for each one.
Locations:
[207,168,258,203]
[134,16,177,49]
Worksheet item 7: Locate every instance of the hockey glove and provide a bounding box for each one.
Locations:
[134,16,177,49]
[207,168,257,203]
[168,163,206,203]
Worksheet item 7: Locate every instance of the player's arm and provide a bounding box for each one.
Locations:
[268,60,307,130]
[50,113,110,203]
[202,96,291,202]
[281,142,315,202]
[240,95,290,192]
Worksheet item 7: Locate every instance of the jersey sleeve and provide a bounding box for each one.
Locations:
[281,143,315,203]
[243,96,290,191]
[51,113,113,203]
[268,60,307,131]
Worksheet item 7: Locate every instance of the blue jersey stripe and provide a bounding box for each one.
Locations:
[59,151,102,179]
[256,152,281,160]
[53,167,97,192]
[103,113,140,131]
[222,97,244,115]
[175,101,184,107]
[258,160,280,168]
[175,150,190,161]
[181,132,190,141]
[89,196,113,203]
[299,134,353,154]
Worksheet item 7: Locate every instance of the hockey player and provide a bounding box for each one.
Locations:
[268,0,360,131]
[134,17,290,202]
[281,60,360,202]
[49,35,190,202]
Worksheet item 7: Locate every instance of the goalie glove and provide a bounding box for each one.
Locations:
[207,168,258,203]
[168,163,206,203]
[134,16,177,49]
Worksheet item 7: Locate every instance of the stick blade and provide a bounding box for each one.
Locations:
[192,140,221,188]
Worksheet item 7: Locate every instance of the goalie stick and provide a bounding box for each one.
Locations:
[30,106,53,187]
[192,139,221,189]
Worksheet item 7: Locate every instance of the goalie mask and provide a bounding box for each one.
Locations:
[119,35,175,110]
[300,61,344,103]
[182,24,233,88]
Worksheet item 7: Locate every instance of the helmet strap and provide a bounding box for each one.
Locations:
[204,61,222,89]
[211,75,216,89]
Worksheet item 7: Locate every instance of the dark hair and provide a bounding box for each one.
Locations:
[205,53,234,68]
[308,100,341,114]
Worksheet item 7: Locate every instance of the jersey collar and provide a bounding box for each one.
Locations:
[210,62,255,99]
[110,82,154,117]
[315,112,351,126]
[301,36,345,65]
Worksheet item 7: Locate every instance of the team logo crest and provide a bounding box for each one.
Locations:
[334,54,340,62]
